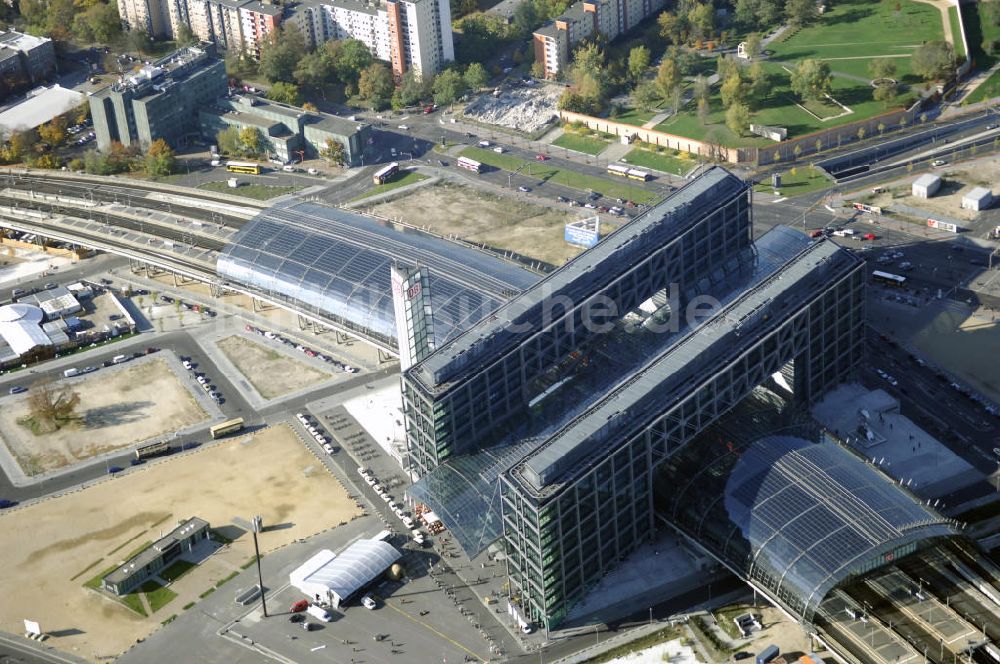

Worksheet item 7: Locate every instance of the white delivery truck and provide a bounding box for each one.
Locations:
[63,368,80,378]
[112,354,128,364]
[306,605,334,622]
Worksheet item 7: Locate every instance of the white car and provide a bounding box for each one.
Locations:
[931,159,946,167]
[365,477,376,486]
[196,375,207,385]
[381,493,392,503]
[307,168,319,175]
[314,434,327,444]
[322,443,334,454]
[361,595,377,610]
[397,124,409,130]
[182,360,193,370]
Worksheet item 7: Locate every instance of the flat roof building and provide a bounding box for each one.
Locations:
[199,95,371,166]
[102,517,211,595]
[0,31,56,95]
[912,173,941,199]
[89,45,227,152]
[962,186,992,211]
[288,0,454,78]
[404,166,874,629]
[0,85,85,134]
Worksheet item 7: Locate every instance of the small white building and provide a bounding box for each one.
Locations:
[962,187,993,211]
[912,173,941,199]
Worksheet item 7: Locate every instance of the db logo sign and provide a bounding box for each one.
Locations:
[407,283,421,300]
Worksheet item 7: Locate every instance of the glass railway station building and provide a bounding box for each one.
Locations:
[216,167,966,632]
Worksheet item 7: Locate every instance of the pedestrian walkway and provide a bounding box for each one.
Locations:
[642,111,671,129]
[912,0,955,50]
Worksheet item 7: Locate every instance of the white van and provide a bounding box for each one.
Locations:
[478,140,491,148]
[112,354,128,364]
[282,165,296,172]
[306,604,333,622]
[361,595,377,610]
[63,368,80,378]
[493,146,504,154]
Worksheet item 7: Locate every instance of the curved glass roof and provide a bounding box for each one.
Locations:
[217,201,538,348]
[659,430,957,619]
[289,540,401,602]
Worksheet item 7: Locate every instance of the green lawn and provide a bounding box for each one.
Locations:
[84,564,120,590]
[139,580,178,614]
[351,170,428,201]
[614,108,658,127]
[459,147,658,204]
[753,165,832,197]
[121,593,147,617]
[159,559,198,583]
[769,0,944,79]
[967,69,1000,103]
[654,59,910,148]
[552,132,610,156]
[950,5,967,60]
[198,181,302,200]
[622,147,697,176]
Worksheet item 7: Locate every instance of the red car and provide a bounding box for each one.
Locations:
[535,154,549,161]
[809,230,823,238]
[290,599,309,613]
[863,233,877,241]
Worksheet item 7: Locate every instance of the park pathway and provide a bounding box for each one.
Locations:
[911,0,955,50]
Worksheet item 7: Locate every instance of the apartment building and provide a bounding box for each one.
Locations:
[288,0,454,77]
[533,0,665,78]
[0,31,56,92]
[117,0,281,57]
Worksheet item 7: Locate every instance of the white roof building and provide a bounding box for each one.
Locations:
[962,187,993,211]
[0,303,51,357]
[289,539,401,608]
[0,85,85,133]
[912,173,941,199]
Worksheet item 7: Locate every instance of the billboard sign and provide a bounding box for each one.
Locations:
[853,202,882,215]
[564,217,600,249]
[927,218,959,233]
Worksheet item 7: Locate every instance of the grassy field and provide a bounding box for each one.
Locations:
[769,0,944,85]
[614,108,658,126]
[459,146,658,204]
[351,170,428,201]
[198,181,301,200]
[622,147,697,176]
[753,165,832,197]
[950,5,967,60]
[552,132,610,155]
[654,58,908,148]
[139,580,178,614]
[159,559,198,583]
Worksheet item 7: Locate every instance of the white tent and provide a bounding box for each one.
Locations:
[288,539,401,608]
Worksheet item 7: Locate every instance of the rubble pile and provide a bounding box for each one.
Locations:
[463,84,562,133]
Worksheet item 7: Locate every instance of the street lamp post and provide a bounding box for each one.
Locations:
[250,515,267,617]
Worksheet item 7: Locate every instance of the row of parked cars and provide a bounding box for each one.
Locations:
[180,356,224,403]
[356,467,424,544]
[295,412,336,454]
[159,294,217,317]
[245,325,357,373]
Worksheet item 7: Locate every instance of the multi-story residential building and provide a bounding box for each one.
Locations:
[89,45,228,152]
[533,0,666,78]
[288,0,453,77]
[0,31,56,93]
[118,0,282,57]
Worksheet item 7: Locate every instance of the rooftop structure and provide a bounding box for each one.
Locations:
[288,538,401,607]
[89,45,227,152]
[0,303,50,358]
[0,30,56,94]
[657,401,958,621]
[0,85,83,133]
[216,201,538,350]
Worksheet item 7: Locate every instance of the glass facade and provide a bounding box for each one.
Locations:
[217,201,536,350]
[656,425,957,621]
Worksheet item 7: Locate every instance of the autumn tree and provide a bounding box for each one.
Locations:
[654,57,681,101]
[790,59,832,100]
[38,117,67,146]
[786,0,819,26]
[24,376,80,433]
[725,102,750,136]
[258,28,306,83]
[433,68,468,105]
[267,81,303,105]
[357,63,394,110]
[238,127,261,155]
[911,41,955,81]
[744,32,762,60]
[144,138,175,177]
[627,45,651,81]
[464,62,489,90]
[720,72,747,109]
[869,58,897,81]
[320,138,346,166]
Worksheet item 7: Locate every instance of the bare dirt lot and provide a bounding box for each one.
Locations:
[0,425,363,661]
[216,334,332,399]
[0,358,208,476]
[370,182,595,266]
[869,160,1000,223]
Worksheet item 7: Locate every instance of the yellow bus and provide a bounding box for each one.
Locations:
[226,161,261,175]
[210,417,245,439]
